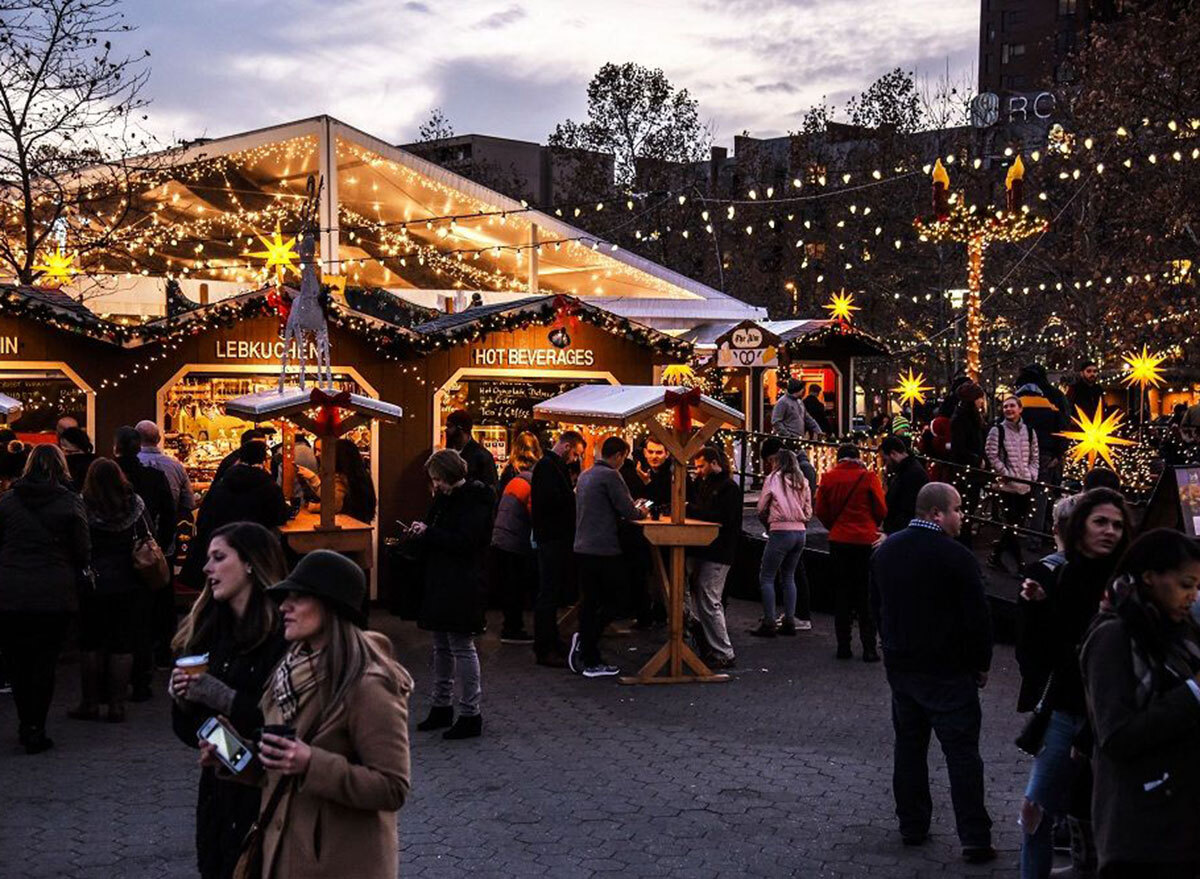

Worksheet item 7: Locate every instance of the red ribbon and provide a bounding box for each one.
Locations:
[551,294,580,332]
[266,288,291,327]
[664,387,702,434]
[310,387,351,435]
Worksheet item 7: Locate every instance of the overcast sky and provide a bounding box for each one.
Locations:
[123,0,978,148]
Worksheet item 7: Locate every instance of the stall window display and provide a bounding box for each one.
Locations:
[0,369,87,438]
[438,375,610,460]
[162,372,370,492]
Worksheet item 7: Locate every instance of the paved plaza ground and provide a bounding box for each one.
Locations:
[2,599,1038,878]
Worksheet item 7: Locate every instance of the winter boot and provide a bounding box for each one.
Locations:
[416,706,454,731]
[443,714,482,740]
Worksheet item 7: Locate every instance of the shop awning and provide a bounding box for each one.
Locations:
[533,384,743,428]
[224,387,402,423]
[0,392,22,423]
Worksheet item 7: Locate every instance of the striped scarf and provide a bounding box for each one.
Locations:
[1112,578,1200,706]
[271,644,324,723]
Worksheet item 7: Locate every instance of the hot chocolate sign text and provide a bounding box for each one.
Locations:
[471,347,595,367]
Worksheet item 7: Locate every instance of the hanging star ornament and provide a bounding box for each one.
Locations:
[1121,345,1167,389]
[33,246,78,287]
[661,364,698,387]
[1057,402,1137,471]
[248,224,299,283]
[893,368,933,407]
[824,290,859,324]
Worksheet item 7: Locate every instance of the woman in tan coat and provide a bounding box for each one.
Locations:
[207,549,411,879]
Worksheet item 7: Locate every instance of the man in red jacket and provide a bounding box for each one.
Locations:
[815,444,887,661]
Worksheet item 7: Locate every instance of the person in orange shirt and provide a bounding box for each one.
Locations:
[814,444,887,661]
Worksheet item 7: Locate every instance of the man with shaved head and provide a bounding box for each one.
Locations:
[136,420,195,527]
[870,482,996,865]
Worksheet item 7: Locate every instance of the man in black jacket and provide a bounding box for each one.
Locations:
[530,430,585,667]
[880,436,928,535]
[114,426,179,698]
[684,447,743,668]
[870,482,995,864]
[803,384,831,434]
[445,410,497,496]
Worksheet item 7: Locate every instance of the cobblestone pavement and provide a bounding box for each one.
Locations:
[1,599,1039,878]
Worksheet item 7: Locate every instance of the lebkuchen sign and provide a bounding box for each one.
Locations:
[714,320,780,369]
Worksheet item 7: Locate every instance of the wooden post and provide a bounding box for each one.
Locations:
[281,421,295,503]
[317,432,339,531]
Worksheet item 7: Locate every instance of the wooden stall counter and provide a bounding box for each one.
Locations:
[281,510,374,569]
[635,518,719,547]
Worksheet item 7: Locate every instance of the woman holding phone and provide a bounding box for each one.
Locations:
[210,549,411,879]
[170,522,288,879]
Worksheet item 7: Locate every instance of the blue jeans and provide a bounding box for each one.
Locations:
[1021,710,1085,879]
[758,530,806,621]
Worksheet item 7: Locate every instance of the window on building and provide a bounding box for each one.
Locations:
[1002,10,1026,29]
[1059,0,1077,14]
[1001,43,1026,64]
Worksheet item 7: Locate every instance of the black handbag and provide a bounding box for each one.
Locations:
[1015,673,1054,756]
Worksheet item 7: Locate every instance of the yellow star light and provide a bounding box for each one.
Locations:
[33,246,78,286]
[661,364,698,386]
[1057,402,1137,471]
[248,224,299,282]
[1121,345,1166,389]
[893,368,933,406]
[824,290,860,323]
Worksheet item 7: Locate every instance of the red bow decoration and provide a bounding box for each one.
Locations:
[664,387,702,435]
[310,387,351,435]
[551,294,580,332]
[266,288,291,327]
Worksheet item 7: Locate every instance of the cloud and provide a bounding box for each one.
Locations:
[473,5,527,29]
[120,0,978,147]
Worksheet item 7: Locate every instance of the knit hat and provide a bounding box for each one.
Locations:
[892,413,913,436]
[267,550,367,627]
[957,382,985,403]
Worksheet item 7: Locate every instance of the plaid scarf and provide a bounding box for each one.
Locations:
[271,644,324,723]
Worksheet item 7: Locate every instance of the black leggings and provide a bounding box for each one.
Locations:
[0,611,69,733]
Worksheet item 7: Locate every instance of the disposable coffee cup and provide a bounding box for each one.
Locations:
[175,654,209,677]
[261,723,296,741]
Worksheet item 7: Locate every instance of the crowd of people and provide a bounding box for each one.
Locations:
[2,378,1199,879]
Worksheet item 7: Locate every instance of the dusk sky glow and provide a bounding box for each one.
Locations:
[127,0,978,147]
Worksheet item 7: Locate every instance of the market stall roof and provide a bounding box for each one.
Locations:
[682,318,891,357]
[0,392,22,423]
[129,284,424,348]
[411,294,691,357]
[533,384,743,428]
[51,115,764,329]
[0,284,127,344]
[224,386,402,423]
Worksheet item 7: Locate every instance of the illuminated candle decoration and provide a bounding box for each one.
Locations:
[1005,154,1025,212]
[931,159,950,219]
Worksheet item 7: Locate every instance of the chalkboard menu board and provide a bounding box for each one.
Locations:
[0,374,86,434]
[465,378,603,424]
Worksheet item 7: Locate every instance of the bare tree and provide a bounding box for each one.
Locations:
[918,62,976,132]
[0,0,155,287]
[416,107,454,142]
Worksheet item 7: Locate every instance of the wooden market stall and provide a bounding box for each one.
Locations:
[225,386,402,571]
[0,393,21,424]
[534,384,745,685]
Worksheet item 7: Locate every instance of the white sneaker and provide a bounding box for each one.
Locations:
[582,664,620,678]
[795,619,813,631]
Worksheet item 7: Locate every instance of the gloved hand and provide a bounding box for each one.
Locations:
[184,673,236,715]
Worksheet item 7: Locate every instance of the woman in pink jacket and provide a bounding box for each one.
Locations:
[750,449,813,637]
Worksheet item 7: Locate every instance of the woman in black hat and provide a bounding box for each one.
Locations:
[206,550,412,879]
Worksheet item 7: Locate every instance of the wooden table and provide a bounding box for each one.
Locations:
[280,510,374,570]
[619,517,729,685]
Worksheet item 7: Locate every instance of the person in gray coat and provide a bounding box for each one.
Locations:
[1080,528,1200,877]
[771,379,823,438]
[568,436,645,678]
